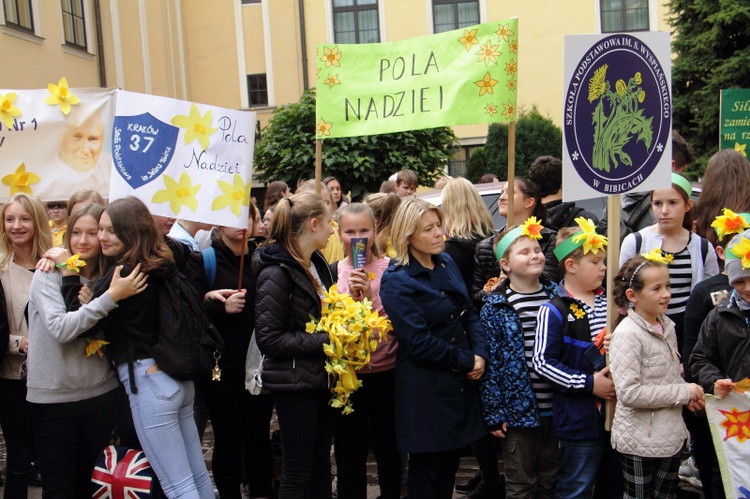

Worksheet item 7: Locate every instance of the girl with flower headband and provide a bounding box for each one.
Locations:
[479,217,560,498]
[610,251,705,498]
[0,193,52,498]
[619,172,719,354]
[26,203,148,497]
[532,217,623,498]
[331,202,401,499]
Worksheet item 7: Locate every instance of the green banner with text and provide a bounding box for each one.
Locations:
[315,19,518,139]
[720,88,750,158]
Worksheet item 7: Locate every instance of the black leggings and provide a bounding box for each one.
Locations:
[30,389,117,499]
[0,378,34,499]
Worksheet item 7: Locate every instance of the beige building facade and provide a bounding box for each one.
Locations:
[1,0,670,176]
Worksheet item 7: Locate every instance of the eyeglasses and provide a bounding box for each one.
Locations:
[47,204,67,210]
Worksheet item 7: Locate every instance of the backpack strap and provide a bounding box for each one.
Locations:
[700,236,709,263]
[634,231,643,254]
[561,206,585,230]
[202,247,217,288]
[329,261,339,284]
[625,195,653,231]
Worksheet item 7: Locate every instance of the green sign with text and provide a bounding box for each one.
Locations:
[720,88,750,158]
[315,19,518,139]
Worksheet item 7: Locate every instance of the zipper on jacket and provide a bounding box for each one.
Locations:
[293,357,296,369]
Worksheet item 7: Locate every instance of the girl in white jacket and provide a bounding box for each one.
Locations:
[610,252,705,498]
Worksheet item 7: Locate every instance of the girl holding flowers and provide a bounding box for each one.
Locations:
[27,203,148,497]
[619,173,719,353]
[332,203,400,499]
[479,217,559,498]
[0,193,52,499]
[380,199,487,499]
[610,252,705,498]
[252,192,337,499]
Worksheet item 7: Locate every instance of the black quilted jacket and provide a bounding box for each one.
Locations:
[252,243,334,392]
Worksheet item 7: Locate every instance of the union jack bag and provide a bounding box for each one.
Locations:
[91,445,155,499]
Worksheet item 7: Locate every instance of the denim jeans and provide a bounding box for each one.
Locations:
[117,359,214,499]
[557,437,607,499]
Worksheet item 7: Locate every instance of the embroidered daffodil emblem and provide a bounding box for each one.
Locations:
[570,303,586,320]
[212,173,251,217]
[476,40,501,67]
[45,77,80,115]
[324,74,341,89]
[496,23,515,42]
[475,72,498,97]
[0,92,22,129]
[2,163,40,196]
[152,172,201,214]
[316,118,333,137]
[321,46,342,68]
[458,29,479,51]
[170,103,218,151]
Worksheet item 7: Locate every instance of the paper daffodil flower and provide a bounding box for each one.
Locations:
[0,92,22,129]
[475,72,499,97]
[520,217,543,240]
[730,237,750,269]
[45,77,80,115]
[85,338,110,358]
[170,103,218,151]
[152,172,200,214]
[56,253,87,273]
[735,142,747,157]
[2,163,40,196]
[212,173,251,217]
[712,208,750,240]
[642,247,670,265]
[571,217,607,254]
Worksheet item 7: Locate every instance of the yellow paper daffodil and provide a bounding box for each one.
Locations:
[664,253,674,264]
[56,253,87,273]
[475,72,499,97]
[571,216,607,254]
[521,216,543,240]
[642,247,670,265]
[495,23,515,42]
[170,103,218,151]
[85,338,110,358]
[0,92,22,129]
[212,173,251,217]
[320,46,342,68]
[458,29,479,51]
[730,237,750,269]
[476,40,501,67]
[735,142,747,157]
[2,163,40,196]
[45,77,80,115]
[152,172,201,214]
[712,208,750,240]
[307,284,392,414]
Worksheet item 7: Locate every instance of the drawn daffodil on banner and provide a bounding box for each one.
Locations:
[315,18,518,139]
[152,172,201,214]
[212,173,252,217]
[171,103,218,151]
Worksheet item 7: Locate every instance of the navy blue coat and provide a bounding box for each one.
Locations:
[381,252,488,453]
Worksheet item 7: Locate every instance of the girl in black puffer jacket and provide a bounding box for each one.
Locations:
[252,192,337,499]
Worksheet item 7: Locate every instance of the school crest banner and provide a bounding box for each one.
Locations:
[110,91,255,228]
[720,89,750,158]
[314,19,518,139]
[706,389,750,498]
[0,84,115,202]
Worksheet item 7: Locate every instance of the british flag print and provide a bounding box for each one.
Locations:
[91,445,154,499]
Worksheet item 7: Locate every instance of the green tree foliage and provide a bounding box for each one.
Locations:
[465,106,562,182]
[669,0,750,178]
[254,89,459,200]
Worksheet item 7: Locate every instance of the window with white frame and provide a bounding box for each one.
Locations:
[333,0,379,44]
[3,0,34,32]
[600,0,649,32]
[61,0,86,49]
[433,0,479,34]
[247,74,269,106]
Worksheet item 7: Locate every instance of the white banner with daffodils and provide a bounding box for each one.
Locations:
[110,91,255,228]
[0,80,116,202]
[706,388,750,498]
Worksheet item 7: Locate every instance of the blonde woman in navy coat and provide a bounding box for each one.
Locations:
[380,199,488,499]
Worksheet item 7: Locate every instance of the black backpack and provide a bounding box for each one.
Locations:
[131,267,223,383]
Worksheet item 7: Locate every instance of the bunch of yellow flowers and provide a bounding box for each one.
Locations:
[306,285,393,414]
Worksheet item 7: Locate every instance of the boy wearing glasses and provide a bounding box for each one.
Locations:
[47,201,68,247]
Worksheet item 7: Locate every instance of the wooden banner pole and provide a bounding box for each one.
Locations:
[237,228,248,292]
[315,139,322,196]
[605,194,621,431]
[507,122,516,227]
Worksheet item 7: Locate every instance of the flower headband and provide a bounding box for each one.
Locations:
[671,173,692,197]
[553,217,607,260]
[711,208,750,240]
[494,216,544,261]
[628,248,670,288]
[727,236,750,269]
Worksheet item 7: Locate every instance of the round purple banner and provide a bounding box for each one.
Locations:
[564,34,671,195]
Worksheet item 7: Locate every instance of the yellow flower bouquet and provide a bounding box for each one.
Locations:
[306,285,393,414]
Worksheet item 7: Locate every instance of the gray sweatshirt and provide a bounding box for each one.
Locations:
[26,270,120,404]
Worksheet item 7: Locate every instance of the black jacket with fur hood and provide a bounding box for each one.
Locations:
[252,243,334,392]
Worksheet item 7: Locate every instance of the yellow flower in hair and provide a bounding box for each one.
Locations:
[730,237,750,269]
[521,216,543,240]
[642,247,669,264]
[571,217,607,254]
[711,208,750,240]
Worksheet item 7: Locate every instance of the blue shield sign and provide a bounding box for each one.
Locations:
[112,113,179,189]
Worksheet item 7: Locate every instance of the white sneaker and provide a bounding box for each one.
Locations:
[678,458,702,489]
